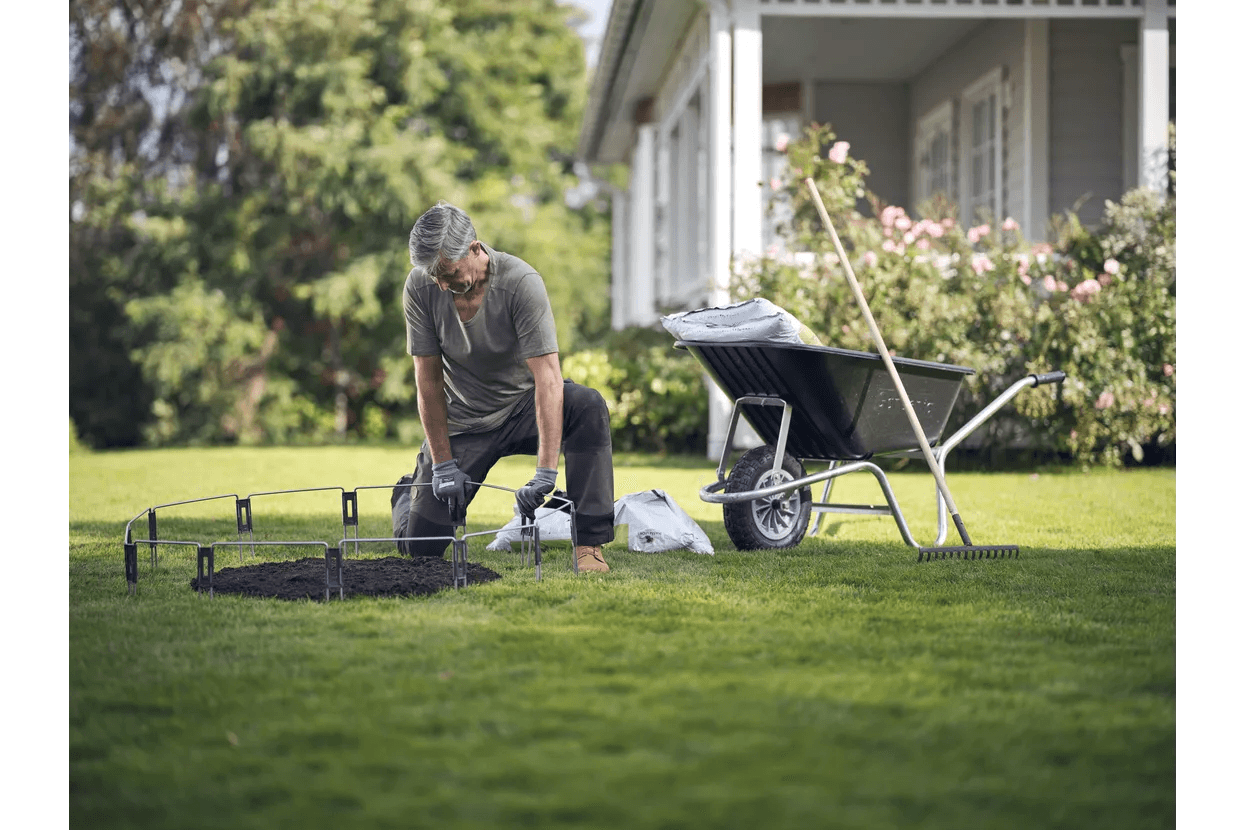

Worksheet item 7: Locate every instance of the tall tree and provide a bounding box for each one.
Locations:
[70,0,252,446]
[70,0,610,447]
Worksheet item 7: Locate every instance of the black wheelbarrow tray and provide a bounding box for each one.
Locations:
[675,339,1065,557]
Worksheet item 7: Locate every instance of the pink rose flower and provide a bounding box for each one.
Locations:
[1069,278,1102,303]
[1097,273,1112,287]
[1042,275,1058,292]
[1103,258,1120,275]
[895,215,912,231]
[1020,274,1032,285]
[775,133,789,153]
[1002,217,1020,231]
[1163,363,1174,376]
[863,250,878,267]
[1056,280,1069,292]
[942,218,956,229]
[971,254,994,275]
[916,238,931,250]
[966,224,990,244]
[769,177,782,191]
[1095,390,1115,410]
[903,231,916,245]
[827,141,850,164]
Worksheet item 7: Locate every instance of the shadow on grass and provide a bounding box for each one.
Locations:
[73,503,1175,617]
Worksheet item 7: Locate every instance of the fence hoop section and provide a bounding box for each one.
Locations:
[122,482,578,598]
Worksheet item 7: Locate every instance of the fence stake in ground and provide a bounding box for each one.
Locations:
[196,545,214,598]
[325,547,344,601]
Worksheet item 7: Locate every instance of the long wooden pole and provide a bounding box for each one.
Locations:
[803,178,972,544]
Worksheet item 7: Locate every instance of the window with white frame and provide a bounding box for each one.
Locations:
[915,102,953,206]
[959,68,1003,225]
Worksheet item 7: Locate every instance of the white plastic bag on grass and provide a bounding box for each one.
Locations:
[486,505,573,551]
[614,490,714,555]
[487,490,714,555]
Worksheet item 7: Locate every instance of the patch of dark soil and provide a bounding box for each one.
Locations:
[190,556,501,601]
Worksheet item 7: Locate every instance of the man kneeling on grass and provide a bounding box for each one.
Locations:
[390,200,614,573]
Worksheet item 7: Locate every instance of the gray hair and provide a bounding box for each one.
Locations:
[408,201,476,271]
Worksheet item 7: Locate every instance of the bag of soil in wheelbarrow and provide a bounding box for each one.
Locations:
[660,298,822,346]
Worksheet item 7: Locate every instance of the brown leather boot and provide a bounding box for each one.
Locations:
[575,545,610,573]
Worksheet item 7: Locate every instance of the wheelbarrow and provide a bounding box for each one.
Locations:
[677,339,1065,558]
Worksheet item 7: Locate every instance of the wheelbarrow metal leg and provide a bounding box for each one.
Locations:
[809,461,840,536]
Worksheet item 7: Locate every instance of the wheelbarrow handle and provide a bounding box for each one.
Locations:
[1030,371,1066,386]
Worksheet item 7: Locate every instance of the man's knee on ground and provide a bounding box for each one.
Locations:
[394,482,455,558]
[564,383,611,451]
[398,537,451,558]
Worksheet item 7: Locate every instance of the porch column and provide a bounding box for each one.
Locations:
[706,1,734,461]
[628,123,658,326]
[610,187,629,331]
[1138,0,1170,193]
[1022,20,1050,243]
[708,2,733,308]
[655,130,672,305]
[731,5,764,263]
[726,5,765,454]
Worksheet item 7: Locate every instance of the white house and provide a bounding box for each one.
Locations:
[575,0,1175,458]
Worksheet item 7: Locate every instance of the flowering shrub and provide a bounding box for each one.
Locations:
[563,327,709,453]
[1024,186,1176,463]
[733,123,1176,465]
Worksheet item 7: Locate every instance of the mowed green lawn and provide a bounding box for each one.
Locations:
[69,446,1175,829]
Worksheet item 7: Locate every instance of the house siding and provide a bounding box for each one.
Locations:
[1048,19,1136,227]
[812,82,910,212]
[909,20,1027,223]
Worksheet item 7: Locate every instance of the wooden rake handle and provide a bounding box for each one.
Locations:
[802,178,970,542]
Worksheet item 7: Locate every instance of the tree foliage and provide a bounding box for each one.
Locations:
[70,0,611,447]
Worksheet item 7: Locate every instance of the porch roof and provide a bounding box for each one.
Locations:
[576,0,1176,164]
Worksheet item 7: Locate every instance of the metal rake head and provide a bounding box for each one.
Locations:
[917,545,1020,563]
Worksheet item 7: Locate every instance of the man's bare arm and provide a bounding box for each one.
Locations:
[413,355,453,463]
[526,352,564,470]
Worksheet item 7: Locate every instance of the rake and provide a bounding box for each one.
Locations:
[803,177,1019,561]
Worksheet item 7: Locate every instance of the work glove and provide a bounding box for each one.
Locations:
[431,459,469,520]
[515,467,558,520]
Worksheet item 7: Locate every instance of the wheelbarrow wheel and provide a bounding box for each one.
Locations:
[723,446,812,550]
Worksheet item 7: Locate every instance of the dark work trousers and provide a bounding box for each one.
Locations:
[391,380,615,557]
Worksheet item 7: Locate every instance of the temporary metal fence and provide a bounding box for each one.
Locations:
[122,481,580,600]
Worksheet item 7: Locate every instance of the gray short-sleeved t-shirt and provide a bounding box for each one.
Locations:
[404,243,559,435]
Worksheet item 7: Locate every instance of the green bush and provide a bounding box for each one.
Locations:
[734,123,1175,466]
[69,418,89,454]
[563,328,708,454]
